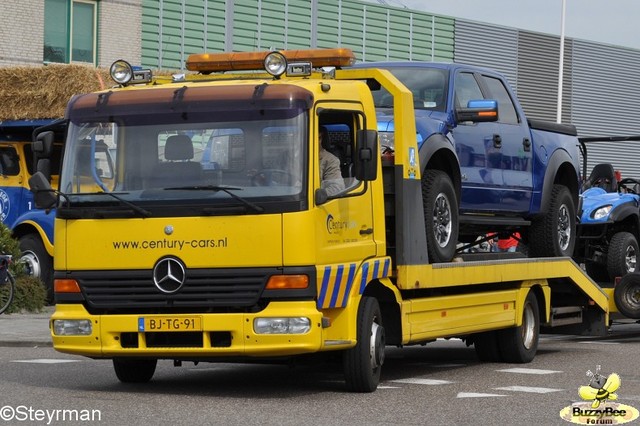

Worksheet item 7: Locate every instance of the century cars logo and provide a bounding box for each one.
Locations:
[153,256,186,293]
[326,214,357,235]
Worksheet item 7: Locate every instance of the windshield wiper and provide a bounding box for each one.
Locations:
[88,192,152,218]
[164,185,265,213]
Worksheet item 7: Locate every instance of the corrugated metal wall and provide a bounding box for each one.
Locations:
[454,20,518,87]
[571,40,640,178]
[141,0,454,69]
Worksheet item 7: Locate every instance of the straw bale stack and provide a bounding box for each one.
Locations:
[0,64,111,121]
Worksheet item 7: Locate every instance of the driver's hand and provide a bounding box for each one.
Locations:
[247,169,267,186]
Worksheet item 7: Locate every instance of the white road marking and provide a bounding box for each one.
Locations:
[457,392,507,398]
[392,378,453,385]
[494,385,563,394]
[11,359,80,364]
[497,367,562,375]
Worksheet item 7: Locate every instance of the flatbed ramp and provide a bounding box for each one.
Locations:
[423,257,610,336]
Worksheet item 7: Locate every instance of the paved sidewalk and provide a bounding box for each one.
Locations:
[0,306,54,347]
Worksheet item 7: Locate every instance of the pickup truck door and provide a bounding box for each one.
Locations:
[478,74,533,213]
[451,71,505,212]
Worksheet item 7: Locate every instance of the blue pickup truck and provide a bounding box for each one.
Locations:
[0,119,64,301]
[354,62,581,263]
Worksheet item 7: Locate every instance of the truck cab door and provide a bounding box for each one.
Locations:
[479,75,533,213]
[314,109,378,266]
[451,71,505,212]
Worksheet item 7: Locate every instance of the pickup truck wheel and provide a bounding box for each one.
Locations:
[113,358,157,383]
[607,232,639,280]
[474,331,503,362]
[498,291,539,363]
[19,234,53,303]
[614,273,640,319]
[343,297,384,392]
[529,185,576,258]
[422,170,459,263]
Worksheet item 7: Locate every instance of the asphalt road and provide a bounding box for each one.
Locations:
[1,320,640,425]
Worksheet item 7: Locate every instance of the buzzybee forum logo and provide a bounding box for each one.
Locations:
[559,365,639,424]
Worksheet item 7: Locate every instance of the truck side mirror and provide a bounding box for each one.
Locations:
[28,171,57,210]
[33,131,55,181]
[354,129,378,181]
[455,99,498,123]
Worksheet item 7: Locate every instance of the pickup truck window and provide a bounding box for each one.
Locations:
[481,75,519,125]
[454,72,483,109]
[371,67,448,112]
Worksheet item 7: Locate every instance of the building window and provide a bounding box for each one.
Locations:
[44,0,98,64]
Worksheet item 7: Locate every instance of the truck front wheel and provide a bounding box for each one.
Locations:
[343,297,385,392]
[498,291,539,363]
[422,170,459,263]
[19,234,53,303]
[113,358,157,383]
[529,184,576,258]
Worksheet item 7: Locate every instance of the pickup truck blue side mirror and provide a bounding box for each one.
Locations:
[455,99,498,123]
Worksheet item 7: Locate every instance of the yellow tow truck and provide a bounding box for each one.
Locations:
[29,48,609,392]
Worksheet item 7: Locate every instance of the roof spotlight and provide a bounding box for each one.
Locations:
[264,52,287,78]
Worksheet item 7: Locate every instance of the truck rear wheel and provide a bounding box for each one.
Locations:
[343,297,385,392]
[529,184,576,258]
[113,358,157,383]
[614,273,640,319]
[498,291,539,363]
[607,232,639,280]
[422,170,459,263]
[19,234,53,303]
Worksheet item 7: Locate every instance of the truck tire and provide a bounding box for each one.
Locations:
[528,184,576,258]
[474,331,503,362]
[613,273,640,319]
[498,291,539,363]
[422,170,459,263]
[343,297,385,392]
[19,234,53,303]
[113,358,157,383]
[607,232,639,280]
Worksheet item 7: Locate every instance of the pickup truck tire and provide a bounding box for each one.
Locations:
[498,291,539,363]
[607,232,639,280]
[19,234,53,303]
[528,184,576,258]
[113,358,157,383]
[343,296,385,392]
[474,331,503,362]
[613,273,640,319]
[422,170,459,263]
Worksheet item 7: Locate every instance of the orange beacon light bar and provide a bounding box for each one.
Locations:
[186,48,356,73]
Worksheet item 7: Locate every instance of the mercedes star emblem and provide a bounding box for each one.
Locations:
[153,257,186,293]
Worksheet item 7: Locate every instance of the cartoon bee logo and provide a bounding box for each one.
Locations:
[578,365,621,408]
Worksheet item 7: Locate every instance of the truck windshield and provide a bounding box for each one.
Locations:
[60,107,308,217]
[371,67,448,112]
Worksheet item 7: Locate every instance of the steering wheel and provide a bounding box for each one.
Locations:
[250,169,294,186]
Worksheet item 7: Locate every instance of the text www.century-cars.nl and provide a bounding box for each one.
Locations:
[112,237,228,250]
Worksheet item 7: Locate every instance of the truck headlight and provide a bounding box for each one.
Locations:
[52,319,92,336]
[592,205,612,220]
[254,317,311,334]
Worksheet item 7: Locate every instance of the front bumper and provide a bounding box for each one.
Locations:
[50,302,325,358]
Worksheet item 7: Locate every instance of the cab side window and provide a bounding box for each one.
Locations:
[481,75,519,125]
[0,148,20,176]
[454,72,484,109]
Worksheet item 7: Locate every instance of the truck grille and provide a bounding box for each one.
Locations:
[76,268,272,313]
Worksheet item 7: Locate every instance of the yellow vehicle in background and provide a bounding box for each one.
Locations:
[30,48,609,392]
